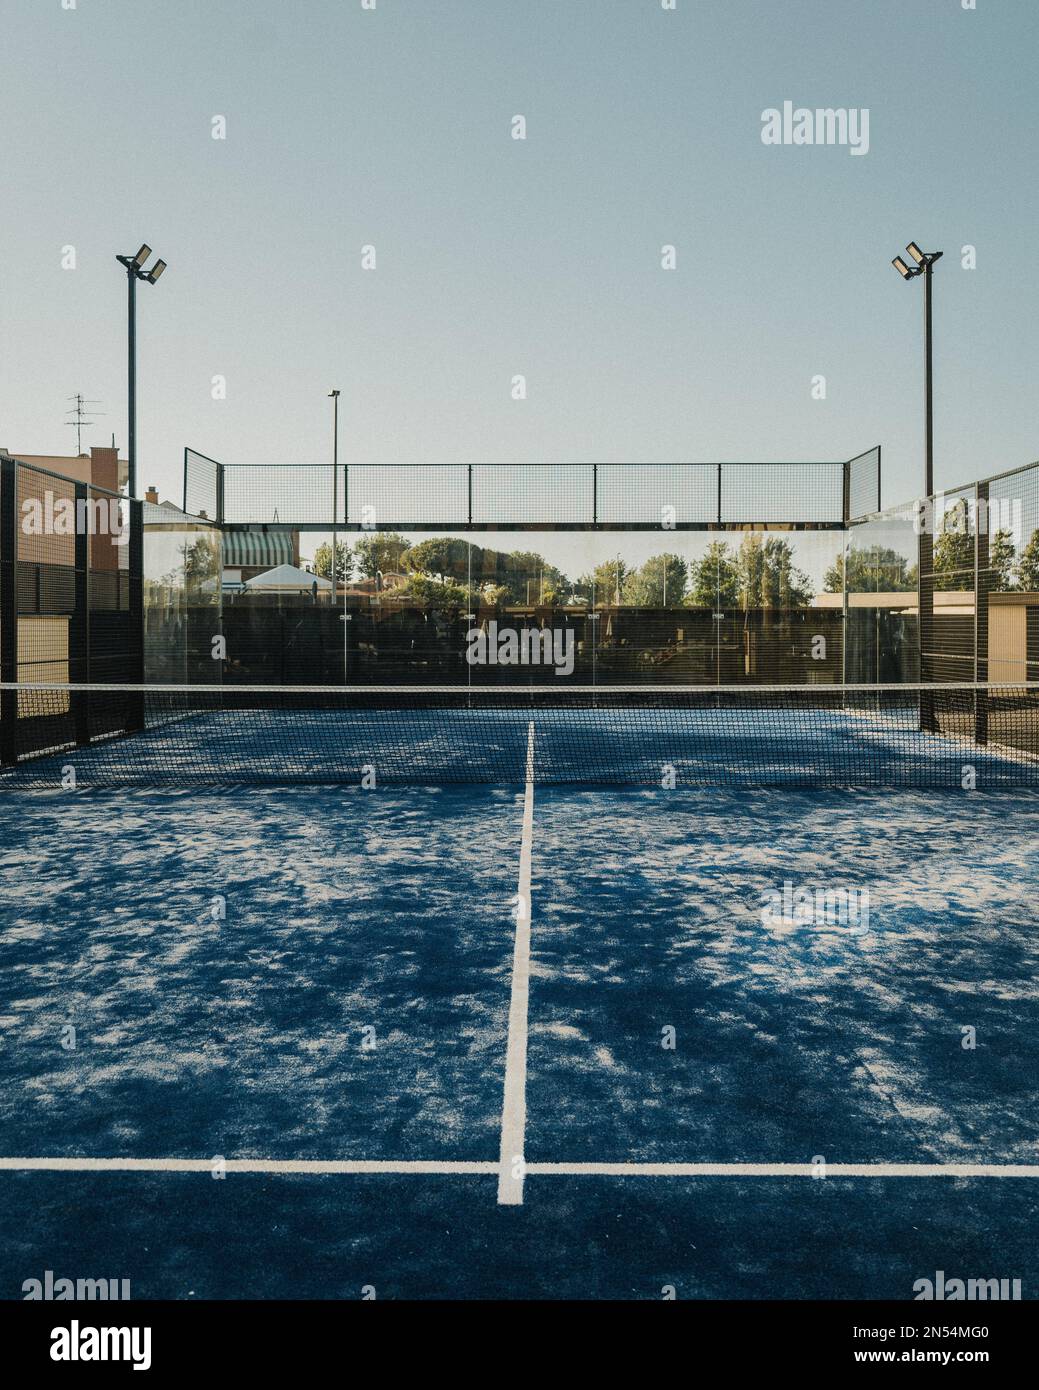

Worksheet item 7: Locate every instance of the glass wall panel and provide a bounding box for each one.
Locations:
[843,506,920,683]
[143,504,222,683]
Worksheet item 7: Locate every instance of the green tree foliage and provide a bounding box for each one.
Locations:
[824,545,918,594]
[1017,530,1039,590]
[573,558,630,606]
[352,532,412,579]
[989,529,1018,591]
[403,537,471,584]
[621,553,688,607]
[312,540,352,582]
[686,541,740,608]
[183,536,220,588]
[475,548,572,605]
[932,498,975,591]
[397,573,470,608]
[735,535,814,609]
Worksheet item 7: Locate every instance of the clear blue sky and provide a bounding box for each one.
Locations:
[2,0,1036,512]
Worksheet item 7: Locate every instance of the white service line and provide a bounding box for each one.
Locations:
[496,721,536,1206]
[524,1162,1039,1178]
[2,1157,1037,1179]
[0,1157,497,1175]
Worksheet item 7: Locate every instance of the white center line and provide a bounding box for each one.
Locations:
[496,721,536,1206]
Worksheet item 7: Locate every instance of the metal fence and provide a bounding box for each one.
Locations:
[185,447,881,531]
[0,456,143,762]
[917,459,1039,687]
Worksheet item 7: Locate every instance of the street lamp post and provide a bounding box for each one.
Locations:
[115,245,166,499]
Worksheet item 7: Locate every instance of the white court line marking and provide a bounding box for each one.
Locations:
[524,1162,1039,1178]
[0,1158,497,1175]
[496,721,536,1206]
[2,1158,1038,1178]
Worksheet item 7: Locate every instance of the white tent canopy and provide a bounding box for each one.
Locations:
[243,564,332,592]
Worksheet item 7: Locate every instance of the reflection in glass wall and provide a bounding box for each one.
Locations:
[143,503,222,683]
[163,512,935,688]
[842,506,920,684]
[923,490,977,683]
[983,470,1039,683]
[226,526,848,687]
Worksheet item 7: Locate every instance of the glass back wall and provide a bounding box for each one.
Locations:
[212,527,848,687]
[143,503,221,683]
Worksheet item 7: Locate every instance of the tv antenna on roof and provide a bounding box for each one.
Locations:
[65,394,105,454]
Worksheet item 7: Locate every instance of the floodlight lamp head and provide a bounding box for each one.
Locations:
[132,244,152,269]
[906,242,925,265]
[145,259,167,284]
[892,256,913,279]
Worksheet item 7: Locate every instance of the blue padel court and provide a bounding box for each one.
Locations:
[2,776,1038,1299]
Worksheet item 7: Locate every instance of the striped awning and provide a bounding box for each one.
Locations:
[222,530,295,568]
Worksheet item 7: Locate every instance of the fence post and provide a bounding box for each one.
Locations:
[0,458,17,765]
[122,496,145,734]
[918,519,936,732]
[73,482,90,745]
[974,480,989,746]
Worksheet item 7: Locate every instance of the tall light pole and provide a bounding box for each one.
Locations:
[893,242,943,727]
[891,242,943,498]
[115,245,166,499]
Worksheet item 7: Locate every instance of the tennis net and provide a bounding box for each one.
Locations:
[2,683,1038,790]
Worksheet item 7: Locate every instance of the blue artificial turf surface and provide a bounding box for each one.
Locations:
[1,782,1038,1298]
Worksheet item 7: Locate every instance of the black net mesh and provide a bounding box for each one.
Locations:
[985,466,1039,685]
[847,447,882,520]
[2,461,143,762]
[183,449,222,522]
[346,465,468,527]
[720,464,845,525]
[222,465,337,526]
[208,459,860,529]
[596,464,717,525]
[2,683,1036,790]
[471,465,595,525]
[15,465,78,683]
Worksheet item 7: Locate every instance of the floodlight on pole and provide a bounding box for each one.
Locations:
[890,240,943,497]
[891,238,944,734]
[115,242,167,498]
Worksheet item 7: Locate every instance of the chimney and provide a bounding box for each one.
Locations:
[144,485,160,505]
[89,445,120,493]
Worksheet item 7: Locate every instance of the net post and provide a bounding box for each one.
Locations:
[0,457,17,765]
